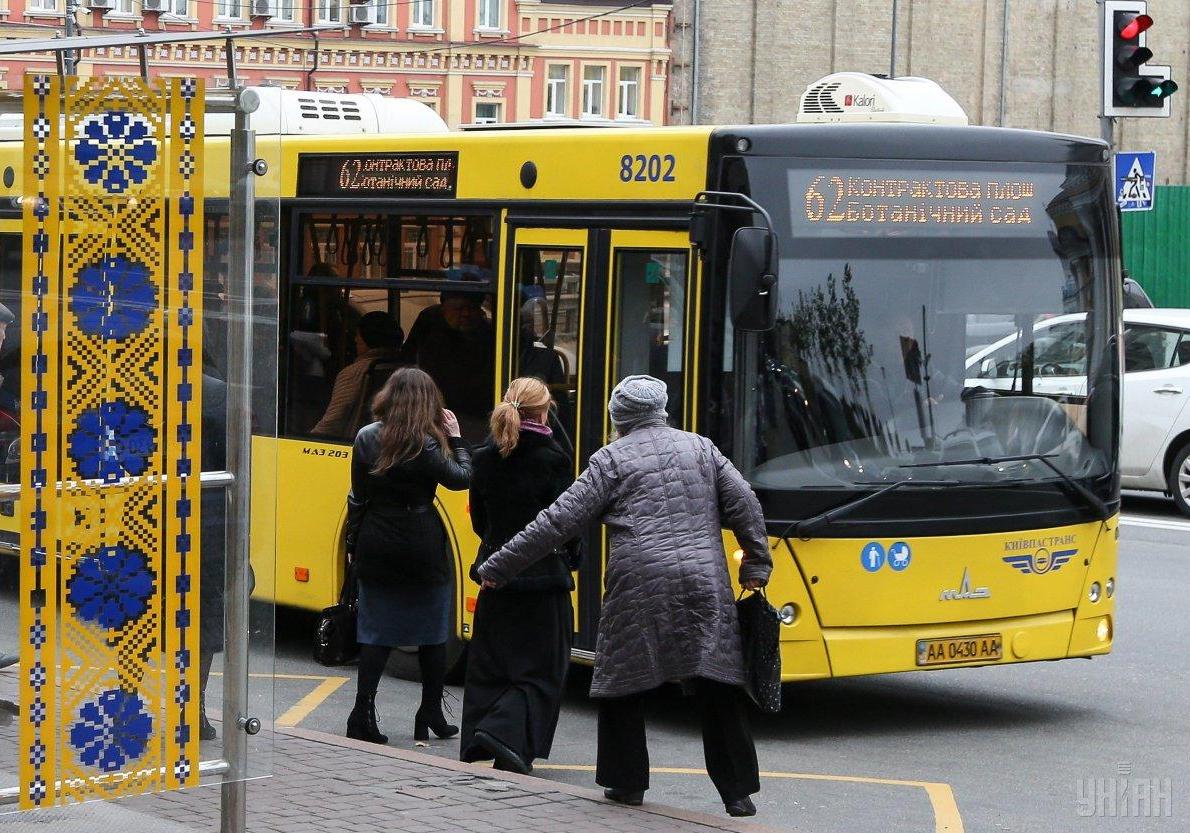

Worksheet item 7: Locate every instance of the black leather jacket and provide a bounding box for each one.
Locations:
[345,422,472,586]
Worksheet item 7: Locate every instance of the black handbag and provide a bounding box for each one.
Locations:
[736,589,782,714]
[313,562,359,666]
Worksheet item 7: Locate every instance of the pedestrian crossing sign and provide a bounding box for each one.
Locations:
[1115,151,1156,212]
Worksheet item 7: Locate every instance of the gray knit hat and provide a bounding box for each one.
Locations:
[608,374,668,429]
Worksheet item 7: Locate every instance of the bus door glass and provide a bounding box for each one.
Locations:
[507,228,586,459]
[507,227,588,642]
[605,230,695,436]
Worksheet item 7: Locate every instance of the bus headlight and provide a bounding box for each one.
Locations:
[778,603,797,625]
[1105,577,1115,598]
[1088,582,1102,603]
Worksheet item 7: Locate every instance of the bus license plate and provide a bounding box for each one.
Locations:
[916,633,1003,667]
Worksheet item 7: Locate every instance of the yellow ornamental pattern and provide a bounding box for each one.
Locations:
[19,75,203,809]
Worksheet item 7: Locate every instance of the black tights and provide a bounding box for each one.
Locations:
[355,643,447,712]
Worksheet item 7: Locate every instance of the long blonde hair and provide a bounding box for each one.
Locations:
[490,377,551,457]
[370,367,450,473]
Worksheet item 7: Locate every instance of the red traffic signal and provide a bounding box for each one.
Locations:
[1119,13,1153,40]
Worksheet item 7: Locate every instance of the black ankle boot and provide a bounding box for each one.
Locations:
[413,704,458,740]
[199,700,217,741]
[346,697,388,744]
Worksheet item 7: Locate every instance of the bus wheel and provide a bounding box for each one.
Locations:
[1170,442,1190,518]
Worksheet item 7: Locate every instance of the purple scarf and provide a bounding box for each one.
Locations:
[520,419,553,438]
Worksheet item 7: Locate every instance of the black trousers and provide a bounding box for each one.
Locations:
[595,679,760,802]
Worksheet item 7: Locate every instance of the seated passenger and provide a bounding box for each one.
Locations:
[400,290,495,439]
[312,312,403,439]
[518,300,565,386]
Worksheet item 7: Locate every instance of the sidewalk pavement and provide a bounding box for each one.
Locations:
[6,724,781,833]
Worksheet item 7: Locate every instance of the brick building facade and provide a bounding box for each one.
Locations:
[669,0,1190,185]
[0,0,672,127]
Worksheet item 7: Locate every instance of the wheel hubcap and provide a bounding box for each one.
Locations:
[1180,456,1190,503]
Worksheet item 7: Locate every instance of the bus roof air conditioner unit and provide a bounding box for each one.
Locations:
[798,72,969,126]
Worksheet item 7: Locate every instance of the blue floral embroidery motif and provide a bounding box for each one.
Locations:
[69,255,157,340]
[65,544,155,630]
[67,401,156,483]
[69,688,153,773]
[74,112,157,194]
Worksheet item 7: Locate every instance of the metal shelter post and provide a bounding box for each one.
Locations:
[220,86,261,833]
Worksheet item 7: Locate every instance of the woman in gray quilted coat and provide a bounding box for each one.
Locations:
[477,375,772,818]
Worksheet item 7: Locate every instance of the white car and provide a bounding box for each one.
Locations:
[966,309,1190,516]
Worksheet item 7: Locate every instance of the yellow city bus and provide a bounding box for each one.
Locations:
[0,83,1120,681]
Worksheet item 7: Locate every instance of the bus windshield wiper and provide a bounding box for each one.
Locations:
[899,453,1110,518]
[790,478,956,540]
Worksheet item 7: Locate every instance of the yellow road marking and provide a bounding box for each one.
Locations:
[276,675,350,727]
[534,764,964,833]
[211,671,351,727]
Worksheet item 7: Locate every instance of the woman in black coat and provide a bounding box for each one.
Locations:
[345,367,472,743]
[459,377,578,774]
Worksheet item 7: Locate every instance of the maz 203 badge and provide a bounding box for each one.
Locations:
[1002,546,1077,576]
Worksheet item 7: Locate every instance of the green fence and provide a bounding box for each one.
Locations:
[1121,185,1190,308]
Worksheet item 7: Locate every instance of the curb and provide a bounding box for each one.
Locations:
[276,724,783,833]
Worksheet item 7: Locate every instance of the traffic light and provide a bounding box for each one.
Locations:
[1103,1,1177,117]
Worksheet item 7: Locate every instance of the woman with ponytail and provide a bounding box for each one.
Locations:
[344,367,472,744]
[459,377,579,774]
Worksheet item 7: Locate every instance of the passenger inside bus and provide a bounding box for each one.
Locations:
[311,311,404,439]
[400,289,495,440]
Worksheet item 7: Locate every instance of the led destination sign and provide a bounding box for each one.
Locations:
[298,151,459,198]
[804,174,1036,226]
[789,166,1062,237]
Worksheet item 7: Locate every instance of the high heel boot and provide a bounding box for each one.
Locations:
[346,694,388,744]
[413,643,458,740]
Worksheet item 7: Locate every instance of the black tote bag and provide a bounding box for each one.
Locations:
[313,562,359,666]
[736,589,782,713]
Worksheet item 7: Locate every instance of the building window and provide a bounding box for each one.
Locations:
[216,0,241,17]
[477,0,499,29]
[27,0,59,10]
[546,64,568,117]
[112,0,134,13]
[371,0,387,25]
[316,0,339,22]
[582,65,605,118]
[474,102,501,123]
[617,66,640,119]
[411,0,432,27]
[271,0,295,21]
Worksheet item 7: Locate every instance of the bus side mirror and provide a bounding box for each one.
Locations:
[728,226,778,331]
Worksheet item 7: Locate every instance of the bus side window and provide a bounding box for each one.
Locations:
[287,286,404,442]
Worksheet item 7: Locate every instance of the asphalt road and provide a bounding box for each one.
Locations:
[0,492,1184,831]
[265,491,1189,832]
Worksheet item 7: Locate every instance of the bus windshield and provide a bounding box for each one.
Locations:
[725,158,1118,504]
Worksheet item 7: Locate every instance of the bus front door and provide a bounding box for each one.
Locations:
[505,227,593,647]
